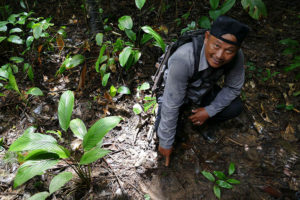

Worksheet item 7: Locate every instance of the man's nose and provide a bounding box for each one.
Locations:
[215,49,224,59]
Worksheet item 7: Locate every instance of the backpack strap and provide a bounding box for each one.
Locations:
[189,35,205,83]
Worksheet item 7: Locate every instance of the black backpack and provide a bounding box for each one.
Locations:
[151,29,207,97]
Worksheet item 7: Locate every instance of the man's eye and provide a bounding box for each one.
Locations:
[226,49,234,54]
[214,44,220,48]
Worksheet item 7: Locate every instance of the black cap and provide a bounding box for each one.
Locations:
[210,16,250,46]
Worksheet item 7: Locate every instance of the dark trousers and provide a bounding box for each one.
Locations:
[154,85,243,132]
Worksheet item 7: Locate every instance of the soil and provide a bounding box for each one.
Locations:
[0,0,300,200]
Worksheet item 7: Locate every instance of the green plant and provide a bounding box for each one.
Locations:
[279,38,300,79]
[7,90,122,198]
[133,82,157,115]
[202,162,240,199]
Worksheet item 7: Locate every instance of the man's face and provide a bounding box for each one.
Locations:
[204,31,239,68]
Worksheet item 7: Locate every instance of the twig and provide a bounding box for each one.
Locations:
[225,137,244,147]
[103,158,125,195]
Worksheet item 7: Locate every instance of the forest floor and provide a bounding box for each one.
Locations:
[0,0,300,200]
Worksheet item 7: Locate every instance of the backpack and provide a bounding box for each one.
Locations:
[151,29,207,97]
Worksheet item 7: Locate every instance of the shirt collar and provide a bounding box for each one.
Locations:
[199,44,209,71]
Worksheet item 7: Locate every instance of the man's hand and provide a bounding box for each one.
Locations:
[158,145,172,167]
[189,107,209,126]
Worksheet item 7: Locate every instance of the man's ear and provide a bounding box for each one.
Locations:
[204,31,210,44]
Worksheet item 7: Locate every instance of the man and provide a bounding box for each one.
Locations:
[155,16,250,166]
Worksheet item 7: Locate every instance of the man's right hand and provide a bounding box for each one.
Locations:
[158,145,172,167]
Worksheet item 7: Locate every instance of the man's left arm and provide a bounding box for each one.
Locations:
[205,50,245,117]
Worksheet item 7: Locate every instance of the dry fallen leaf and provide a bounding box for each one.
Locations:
[281,123,297,142]
[104,91,113,103]
[56,35,64,51]
[260,103,272,123]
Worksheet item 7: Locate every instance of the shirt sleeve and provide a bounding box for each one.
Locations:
[204,50,245,117]
[157,44,193,149]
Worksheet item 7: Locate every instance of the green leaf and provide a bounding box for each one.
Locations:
[9,28,23,34]
[198,16,211,29]
[67,54,85,69]
[0,36,6,43]
[133,103,143,114]
[219,0,236,14]
[8,14,19,24]
[227,178,240,184]
[8,73,21,94]
[125,29,136,41]
[141,26,166,52]
[213,185,221,199]
[144,100,156,112]
[70,118,87,139]
[139,82,150,91]
[213,171,226,180]
[9,132,69,158]
[135,0,146,10]
[95,33,104,46]
[23,63,34,81]
[14,159,59,188]
[26,87,43,96]
[279,38,299,47]
[0,25,7,32]
[140,33,152,44]
[33,23,43,39]
[0,68,9,79]
[26,36,34,47]
[228,162,235,175]
[102,73,110,86]
[118,16,133,30]
[24,150,59,161]
[209,9,222,21]
[99,64,107,77]
[80,146,110,164]
[95,45,107,72]
[28,192,50,200]
[293,91,300,96]
[241,0,267,19]
[144,96,156,101]
[110,85,117,97]
[284,62,300,72]
[58,90,74,131]
[119,47,132,67]
[117,86,131,94]
[210,0,220,9]
[83,116,122,151]
[7,35,23,44]
[216,180,232,189]
[201,171,215,182]
[49,172,73,194]
[10,56,24,64]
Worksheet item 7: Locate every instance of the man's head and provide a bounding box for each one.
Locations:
[204,16,249,68]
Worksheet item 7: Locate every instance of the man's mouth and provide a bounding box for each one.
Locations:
[212,57,223,65]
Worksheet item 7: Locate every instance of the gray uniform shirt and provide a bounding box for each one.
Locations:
[157,42,245,149]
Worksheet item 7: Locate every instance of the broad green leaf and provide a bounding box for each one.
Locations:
[132,50,141,65]
[70,118,87,139]
[28,192,49,200]
[7,35,23,44]
[141,26,166,52]
[20,0,26,9]
[241,0,267,19]
[119,47,132,67]
[9,28,23,34]
[58,90,74,131]
[293,91,300,96]
[9,132,69,158]
[102,73,110,87]
[26,36,34,47]
[67,54,85,69]
[135,0,146,9]
[33,23,43,39]
[228,162,235,175]
[140,33,152,44]
[10,57,24,63]
[110,85,117,97]
[8,73,20,94]
[144,100,156,112]
[23,63,34,81]
[125,29,136,41]
[11,64,18,73]
[117,86,131,94]
[209,9,222,21]
[219,0,236,14]
[213,171,226,180]
[284,63,300,72]
[133,103,143,114]
[0,25,7,32]
[26,87,43,96]
[0,68,9,79]
[139,82,150,91]
[216,180,232,189]
[8,14,19,24]
[24,126,37,135]
[279,38,299,47]
[198,16,211,29]
[83,116,122,151]
[24,150,59,161]
[80,146,110,164]
[14,159,59,188]
[49,172,73,194]
[95,45,107,72]
[0,21,8,27]
[0,93,5,96]
[227,178,240,184]
[99,64,107,77]
[201,171,215,182]
[213,185,221,199]
[96,33,103,46]
[118,16,133,30]
[210,0,220,9]
[0,36,6,43]
[144,96,156,101]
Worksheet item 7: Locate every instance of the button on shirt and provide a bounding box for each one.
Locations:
[157,42,245,149]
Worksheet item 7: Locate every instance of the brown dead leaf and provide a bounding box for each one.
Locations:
[77,63,87,91]
[104,91,112,103]
[103,105,110,116]
[109,64,116,73]
[56,35,64,51]
[281,123,297,142]
[37,45,43,53]
[159,25,168,35]
[253,121,263,134]
[260,103,272,123]
[83,40,90,52]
